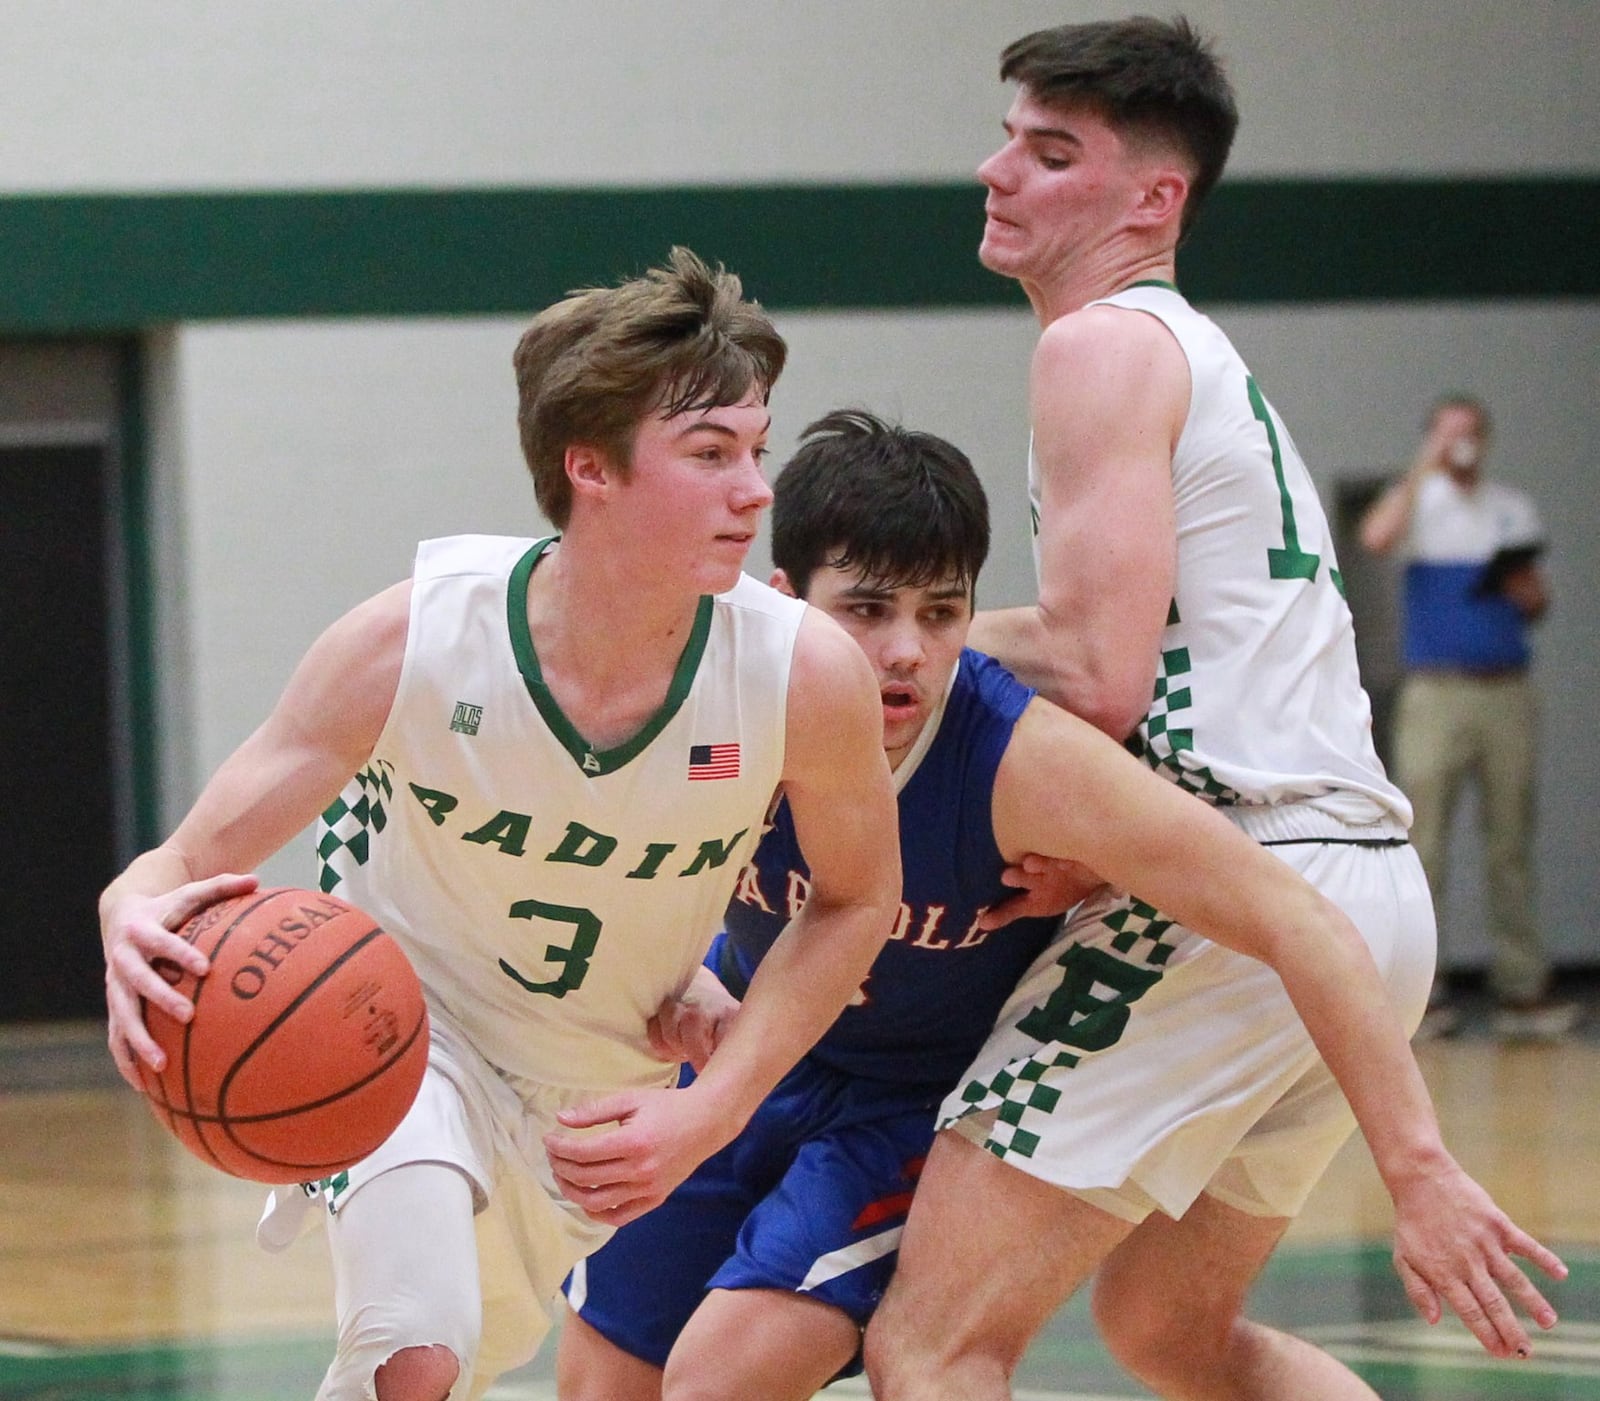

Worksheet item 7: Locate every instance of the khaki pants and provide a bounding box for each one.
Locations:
[1393,670,1544,1003]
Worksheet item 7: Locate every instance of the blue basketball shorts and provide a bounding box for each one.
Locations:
[563,1056,942,1371]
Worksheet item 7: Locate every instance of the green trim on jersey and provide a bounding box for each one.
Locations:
[1127,278,1180,292]
[505,537,715,776]
[1128,643,1245,807]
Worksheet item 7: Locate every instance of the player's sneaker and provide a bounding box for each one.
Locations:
[1413,999,1462,1042]
[1492,996,1581,1042]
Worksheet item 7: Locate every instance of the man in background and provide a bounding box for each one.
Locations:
[1361,393,1570,1040]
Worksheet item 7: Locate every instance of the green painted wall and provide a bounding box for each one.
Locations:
[3,177,1595,333]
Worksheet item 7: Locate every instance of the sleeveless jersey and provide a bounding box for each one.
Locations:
[720,649,1062,1086]
[316,534,803,1091]
[1029,283,1409,827]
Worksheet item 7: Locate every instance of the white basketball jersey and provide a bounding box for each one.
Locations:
[1029,283,1408,826]
[317,534,803,1091]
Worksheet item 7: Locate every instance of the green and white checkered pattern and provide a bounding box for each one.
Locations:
[1129,639,1242,807]
[1104,898,1181,967]
[955,1050,1081,1161]
[316,760,393,893]
[945,896,1176,1163]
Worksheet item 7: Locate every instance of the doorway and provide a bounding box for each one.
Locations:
[0,342,144,1022]
[1331,474,1402,766]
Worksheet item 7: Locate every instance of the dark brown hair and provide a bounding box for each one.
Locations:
[1001,15,1238,238]
[773,409,990,599]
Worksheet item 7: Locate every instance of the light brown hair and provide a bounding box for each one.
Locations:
[512,247,787,528]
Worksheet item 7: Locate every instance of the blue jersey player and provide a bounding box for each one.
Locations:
[558,410,1523,1401]
[559,412,1068,1401]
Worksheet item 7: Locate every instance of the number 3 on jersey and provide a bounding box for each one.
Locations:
[498,898,600,998]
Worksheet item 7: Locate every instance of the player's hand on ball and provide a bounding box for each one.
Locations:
[101,871,260,1087]
[131,886,428,1183]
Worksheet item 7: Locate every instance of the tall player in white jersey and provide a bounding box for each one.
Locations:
[98,248,901,1401]
[866,20,1565,1401]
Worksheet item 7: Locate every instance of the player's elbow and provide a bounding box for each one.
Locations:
[863,865,904,936]
[1028,614,1157,742]
[1081,693,1150,743]
[1358,517,1396,557]
[1043,686,1146,743]
[1258,883,1346,969]
[855,867,905,960]
[810,846,902,946]
[1042,671,1148,742]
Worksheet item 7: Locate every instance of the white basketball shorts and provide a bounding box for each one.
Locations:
[941,823,1434,1223]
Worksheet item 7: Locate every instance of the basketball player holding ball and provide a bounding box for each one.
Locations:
[98,248,902,1401]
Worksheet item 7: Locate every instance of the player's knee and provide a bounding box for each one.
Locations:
[323,1296,479,1401]
[1093,1266,1177,1361]
[558,1312,662,1401]
[659,1362,726,1401]
[864,1308,1014,1401]
[861,1310,915,1397]
[1092,1272,1218,1378]
[1093,1277,1162,1369]
[373,1344,461,1401]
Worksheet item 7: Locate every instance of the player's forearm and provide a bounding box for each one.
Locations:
[971,605,1150,740]
[1271,915,1455,1192]
[681,897,890,1130]
[1161,837,1455,1190]
[100,847,197,930]
[1103,822,1451,1185]
[968,605,1050,684]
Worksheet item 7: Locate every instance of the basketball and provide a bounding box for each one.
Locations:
[138,886,430,1185]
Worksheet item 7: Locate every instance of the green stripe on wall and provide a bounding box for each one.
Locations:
[1188,179,1598,302]
[0,177,1595,331]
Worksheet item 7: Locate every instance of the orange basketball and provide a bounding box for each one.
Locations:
[138,886,429,1184]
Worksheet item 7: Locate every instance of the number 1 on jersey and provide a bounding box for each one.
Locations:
[1247,375,1320,583]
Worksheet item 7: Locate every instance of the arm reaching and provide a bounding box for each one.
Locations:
[100,583,410,1088]
[991,697,1567,1358]
[973,853,1103,932]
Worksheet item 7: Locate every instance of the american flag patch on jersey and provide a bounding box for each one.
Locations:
[688,743,740,781]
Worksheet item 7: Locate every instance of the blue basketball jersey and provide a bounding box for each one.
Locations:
[720,648,1062,1085]
[565,649,1068,1372]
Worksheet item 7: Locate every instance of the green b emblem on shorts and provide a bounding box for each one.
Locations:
[949,902,1176,1162]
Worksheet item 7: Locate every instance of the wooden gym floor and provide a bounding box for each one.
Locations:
[2,983,1597,1400]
